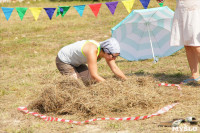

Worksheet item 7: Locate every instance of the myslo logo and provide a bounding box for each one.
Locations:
[172,126,198,132]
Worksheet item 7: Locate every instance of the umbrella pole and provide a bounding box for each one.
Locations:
[147,24,157,63]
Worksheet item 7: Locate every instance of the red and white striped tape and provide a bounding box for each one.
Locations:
[18,103,178,124]
[158,83,182,90]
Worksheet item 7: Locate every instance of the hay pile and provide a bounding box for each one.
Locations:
[28,76,181,119]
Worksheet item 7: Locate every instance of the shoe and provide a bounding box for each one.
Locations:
[173,118,185,123]
[158,117,199,127]
[180,76,200,84]
[158,119,183,127]
[185,117,199,125]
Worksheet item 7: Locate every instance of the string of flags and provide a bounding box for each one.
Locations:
[1,0,165,21]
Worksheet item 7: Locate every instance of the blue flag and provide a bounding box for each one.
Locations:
[140,0,150,9]
[44,8,56,20]
[1,7,14,21]
[74,5,85,17]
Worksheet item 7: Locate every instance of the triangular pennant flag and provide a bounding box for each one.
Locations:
[16,7,28,21]
[156,0,165,7]
[140,0,150,9]
[105,1,119,15]
[159,3,164,7]
[56,6,70,17]
[74,5,85,17]
[29,7,42,21]
[122,0,135,13]
[89,3,102,17]
[44,8,56,20]
[1,7,14,21]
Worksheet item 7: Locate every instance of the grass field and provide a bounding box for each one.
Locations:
[0,0,199,132]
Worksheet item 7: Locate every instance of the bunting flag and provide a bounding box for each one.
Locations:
[122,0,135,13]
[89,3,102,17]
[16,7,28,21]
[56,6,70,17]
[140,0,150,9]
[1,7,14,21]
[74,5,85,17]
[156,0,165,7]
[105,1,119,15]
[1,0,161,21]
[29,7,43,21]
[44,8,56,20]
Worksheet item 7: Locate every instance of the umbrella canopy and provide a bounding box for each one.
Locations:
[112,6,183,62]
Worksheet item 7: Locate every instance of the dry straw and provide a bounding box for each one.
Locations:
[28,75,183,120]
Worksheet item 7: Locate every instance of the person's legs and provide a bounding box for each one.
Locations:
[56,56,78,79]
[193,46,200,77]
[184,46,200,79]
[75,64,92,82]
[56,56,92,82]
[195,46,200,62]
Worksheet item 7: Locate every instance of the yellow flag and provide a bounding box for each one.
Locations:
[122,0,135,13]
[29,7,42,21]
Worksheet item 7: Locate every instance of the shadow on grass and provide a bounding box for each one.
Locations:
[126,71,199,87]
[115,59,132,63]
[116,59,148,63]
[153,73,199,87]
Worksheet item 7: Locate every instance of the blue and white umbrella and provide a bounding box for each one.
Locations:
[112,6,183,62]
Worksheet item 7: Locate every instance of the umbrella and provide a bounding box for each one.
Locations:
[112,6,183,63]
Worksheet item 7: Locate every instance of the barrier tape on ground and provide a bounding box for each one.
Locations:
[17,103,178,124]
[158,83,182,90]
